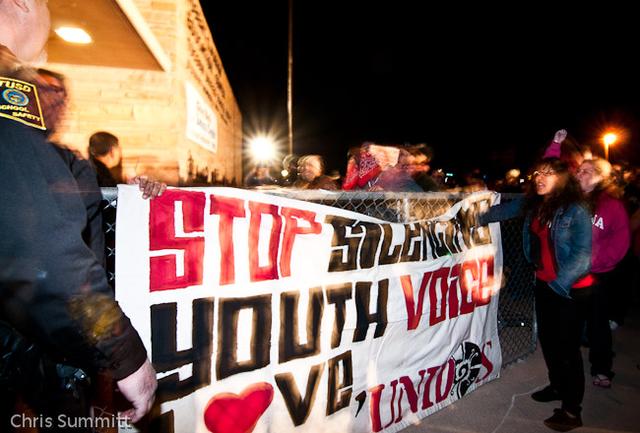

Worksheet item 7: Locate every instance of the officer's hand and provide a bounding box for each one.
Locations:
[129,175,167,199]
[117,358,157,423]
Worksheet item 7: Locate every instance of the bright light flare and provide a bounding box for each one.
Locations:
[248,135,277,162]
[54,27,93,44]
[603,132,618,146]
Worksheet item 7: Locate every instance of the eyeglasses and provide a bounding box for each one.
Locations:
[533,170,556,177]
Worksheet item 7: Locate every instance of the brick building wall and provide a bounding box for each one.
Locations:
[48,0,242,185]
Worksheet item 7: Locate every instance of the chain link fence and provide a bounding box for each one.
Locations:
[100,188,536,366]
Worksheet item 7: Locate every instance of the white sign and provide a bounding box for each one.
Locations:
[116,187,503,433]
[185,82,218,152]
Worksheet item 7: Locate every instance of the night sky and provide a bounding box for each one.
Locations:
[202,2,639,179]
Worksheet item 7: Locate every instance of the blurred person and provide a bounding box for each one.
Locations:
[37,69,164,266]
[279,153,299,186]
[36,68,106,264]
[88,130,165,197]
[366,146,423,192]
[460,168,487,193]
[1,2,156,429]
[293,154,338,190]
[343,143,422,192]
[498,168,524,193]
[327,169,341,182]
[342,146,365,190]
[402,145,440,192]
[610,163,626,189]
[430,168,447,189]
[575,157,630,388]
[245,162,276,188]
[342,143,388,190]
[88,131,124,186]
[480,158,592,432]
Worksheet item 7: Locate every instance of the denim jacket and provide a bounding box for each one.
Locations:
[480,197,592,298]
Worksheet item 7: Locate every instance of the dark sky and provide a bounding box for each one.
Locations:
[202,2,639,178]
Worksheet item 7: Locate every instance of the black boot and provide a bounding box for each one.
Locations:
[531,385,561,402]
[544,408,582,432]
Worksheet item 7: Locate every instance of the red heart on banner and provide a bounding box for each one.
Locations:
[203,382,274,433]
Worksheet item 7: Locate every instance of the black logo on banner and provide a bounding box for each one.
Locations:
[451,341,482,399]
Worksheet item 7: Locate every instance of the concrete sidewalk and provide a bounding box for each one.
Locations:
[403,303,640,433]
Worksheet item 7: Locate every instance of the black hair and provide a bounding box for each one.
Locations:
[524,158,585,224]
[89,131,119,157]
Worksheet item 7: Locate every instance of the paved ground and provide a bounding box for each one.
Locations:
[402,302,640,433]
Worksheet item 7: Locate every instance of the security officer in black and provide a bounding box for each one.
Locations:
[1,0,156,430]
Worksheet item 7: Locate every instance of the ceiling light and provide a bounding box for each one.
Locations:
[54,27,93,44]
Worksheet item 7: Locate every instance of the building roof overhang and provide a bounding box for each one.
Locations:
[47,0,171,71]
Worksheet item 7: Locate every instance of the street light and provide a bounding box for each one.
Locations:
[248,135,277,163]
[602,132,618,161]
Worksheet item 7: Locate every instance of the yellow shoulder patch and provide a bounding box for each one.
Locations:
[0,76,46,130]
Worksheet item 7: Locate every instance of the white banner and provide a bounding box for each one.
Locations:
[185,81,218,152]
[115,187,503,433]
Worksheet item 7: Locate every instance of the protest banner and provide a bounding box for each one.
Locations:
[115,187,503,433]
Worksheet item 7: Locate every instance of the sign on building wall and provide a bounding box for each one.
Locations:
[185,82,218,152]
[116,187,503,433]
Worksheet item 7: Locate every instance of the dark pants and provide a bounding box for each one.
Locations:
[607,253,635,325]
[535,280,591,415]
[587,274,614,378]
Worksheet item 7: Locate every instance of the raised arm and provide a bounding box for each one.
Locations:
[543,129,567,159]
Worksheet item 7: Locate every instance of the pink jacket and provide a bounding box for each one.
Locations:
[591,192,630,273]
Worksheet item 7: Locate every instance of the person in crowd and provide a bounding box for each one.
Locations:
[367,146,423,192]
[1,0,156,429]
[400,144,440,192]
[430,168,448,189]
[576,158,630,388]
[37,69,165,263]
[480,158,592,432]
[293,154,338,190]
[279,153,299,186]
[497,168,524,193]
[88,131,125,186]
[460,168,487,192]
[245,162,276,188]
[35,69,107,265]
[88,130,166,197]
[342,146,366,190]
[342,143,423,192]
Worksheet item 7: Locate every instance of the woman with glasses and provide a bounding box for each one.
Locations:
[480,158,592,432]
[576,158,630,388]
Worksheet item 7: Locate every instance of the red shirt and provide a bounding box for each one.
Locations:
[531,217,594,288]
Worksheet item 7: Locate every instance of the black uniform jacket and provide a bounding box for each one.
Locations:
[0,67,146,380]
